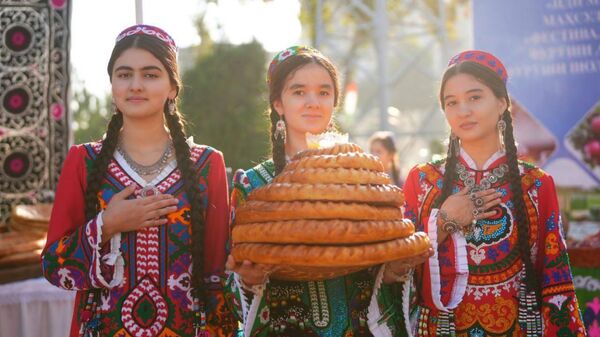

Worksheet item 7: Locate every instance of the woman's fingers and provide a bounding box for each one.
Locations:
[140,217,168,228]
[144,205,178,220]
[141,193,176,206]
[146,196,179,209]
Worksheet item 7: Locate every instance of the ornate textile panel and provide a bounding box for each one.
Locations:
[0,0,70,222]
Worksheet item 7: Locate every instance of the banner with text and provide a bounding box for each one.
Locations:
[474,0,600,188]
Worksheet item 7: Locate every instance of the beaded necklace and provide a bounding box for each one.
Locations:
[117,142,174,176]
[308,281,330,328]
[455,162,509,192]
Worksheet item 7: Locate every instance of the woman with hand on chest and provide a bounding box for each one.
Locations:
[401,50,586,336]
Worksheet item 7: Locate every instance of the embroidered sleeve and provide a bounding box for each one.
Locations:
[368,264,412,336]
[535,174,587,336]
[403,166,468,311]
[225,167,272,336]
[202,149,238,336]
[224,168,252,323]
[41,145,123,290]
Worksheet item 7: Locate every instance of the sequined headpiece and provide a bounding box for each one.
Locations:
[447,50,508,83]
[267,45,322,84]
[115,24,177,51]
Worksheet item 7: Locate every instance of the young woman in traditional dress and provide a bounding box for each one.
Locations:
[402,50,586,336]
[41,24,236,337]
[224,46,430,337]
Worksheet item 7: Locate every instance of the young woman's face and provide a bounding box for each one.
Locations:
[273,62,335,138]
[370,140,393,168]
[111,47,176,119]
[442,73,507,147]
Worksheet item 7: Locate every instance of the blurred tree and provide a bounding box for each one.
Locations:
[72,88,110,144]
[180,41,270,172]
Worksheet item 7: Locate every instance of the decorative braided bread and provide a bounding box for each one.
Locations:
[233,218,415,244]
[273,168,391,185]
[231,232,430,275]
[285,152,384,171]
[248,183,404,206]
[292,143,362,160]
[235,200,404,224]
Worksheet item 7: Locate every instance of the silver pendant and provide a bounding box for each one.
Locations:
[140,185,160,198]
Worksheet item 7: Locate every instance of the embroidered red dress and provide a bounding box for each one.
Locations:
[41,142,237,337]
[403,151,586,337]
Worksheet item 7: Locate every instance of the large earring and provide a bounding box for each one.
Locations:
[112,101,118,115]
[497,119,507,151]
[274,115,286,142]
[450,133,460,157]
[167,99,176,116]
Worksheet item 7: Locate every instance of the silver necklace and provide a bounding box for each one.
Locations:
[118,142,174,176]
[456,162,509,193]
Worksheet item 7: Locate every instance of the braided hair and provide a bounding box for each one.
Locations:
[438,61,540,298]
[267,51,341,175]
[85,34,207,300]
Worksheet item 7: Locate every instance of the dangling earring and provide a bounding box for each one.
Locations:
[111,101,118,115]
[497,119,507,152]
[450,133,460,157]
[274,115,286,142]
[167,99,176,116]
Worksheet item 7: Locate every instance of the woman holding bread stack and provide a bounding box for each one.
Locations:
[401,50,586,336]
[225,46,432,336]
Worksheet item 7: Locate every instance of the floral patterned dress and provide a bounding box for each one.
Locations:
[225,160,408,337]
[42,142,237,337]
[402,150,586,337]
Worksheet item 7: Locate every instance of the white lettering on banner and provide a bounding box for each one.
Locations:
[511,63,569,77]
[543,10,600,26]
[527,27,600,44]
[529,43,594,60]
[569,59,600,73]
[547,0,600,10]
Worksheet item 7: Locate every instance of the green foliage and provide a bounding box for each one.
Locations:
[72,88,111,144]
[180,41,270,172]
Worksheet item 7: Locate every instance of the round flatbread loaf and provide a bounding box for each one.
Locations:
[232,218,415,244]
[235,200,403,224]
[273,168,391,185]
[248,183,403,206]
[231,232,431,280]
[292,143,362,160]
[285,152,384,172]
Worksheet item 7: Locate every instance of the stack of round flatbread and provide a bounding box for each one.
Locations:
[232,143,430,281]
[9,203,52,235]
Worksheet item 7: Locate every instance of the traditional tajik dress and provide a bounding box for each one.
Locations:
[225,160,407,337]
[41,142,237,337]
[402,150,586,336]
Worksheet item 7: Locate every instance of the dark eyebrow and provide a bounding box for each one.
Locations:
[443,88,484,101]
[288,83,333,90]
[114,65,163,72]
[288,84,305,90]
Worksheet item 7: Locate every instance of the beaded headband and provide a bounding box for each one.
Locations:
[447,50,508,83]
[115,24,177,51]
[267,45,322,84]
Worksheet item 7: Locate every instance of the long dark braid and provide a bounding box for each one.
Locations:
[439,135,459,204]
[164,104,207,299]
[501,110,539,297]
[267,49,341,176]
[84,112,123,220]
